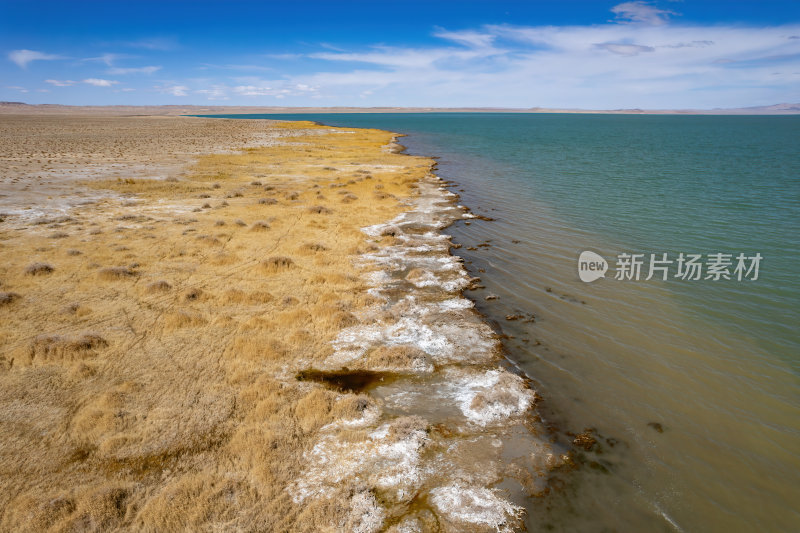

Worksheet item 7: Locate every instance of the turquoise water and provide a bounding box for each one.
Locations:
[205,113,800,531]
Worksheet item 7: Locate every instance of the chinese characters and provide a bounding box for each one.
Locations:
[613,252,762,281]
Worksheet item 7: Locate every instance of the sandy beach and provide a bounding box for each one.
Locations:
[0,112,563,531]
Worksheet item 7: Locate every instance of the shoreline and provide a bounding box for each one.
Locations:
[281,127,571,530]
[0,114,565,531]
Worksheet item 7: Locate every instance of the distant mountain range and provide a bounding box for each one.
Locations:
[2,102,799,115]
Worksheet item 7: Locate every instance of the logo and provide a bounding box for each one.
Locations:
[578,251,608,282]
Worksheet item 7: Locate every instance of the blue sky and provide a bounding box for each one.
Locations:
[2,0,799,108]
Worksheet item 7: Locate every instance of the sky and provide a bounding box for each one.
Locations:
[1,0,799,109]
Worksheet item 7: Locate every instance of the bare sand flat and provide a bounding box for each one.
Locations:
[0,113,562,531]
[0,114,283,222]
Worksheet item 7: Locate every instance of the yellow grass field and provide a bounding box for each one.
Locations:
[0,117,433,531]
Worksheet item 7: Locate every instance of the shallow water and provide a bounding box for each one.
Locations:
[206,113,800,532]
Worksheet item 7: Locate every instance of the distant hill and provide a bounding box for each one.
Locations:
[1,102,799,115]
[724,103,800,113]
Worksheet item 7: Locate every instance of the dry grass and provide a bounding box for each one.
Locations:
[0,116,432,531]
[0,291,21,305]
[146,280,172,292]
[261,256,296,272]
[29,332,108,363]
[300,242,329,253]
[25,262,54,275]
[366,344,431,372]
[98,266,137,279]
[308,205,332,215]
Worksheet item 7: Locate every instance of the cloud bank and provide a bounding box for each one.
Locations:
[6,2,800,108]
[8,49,63,69]
[287,15,800,108]
[173,2,799,109]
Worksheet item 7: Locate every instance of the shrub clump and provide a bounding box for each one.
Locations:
[98,266,137,280]
[261,256,295,272]
[301,243,328,253]
[184,288,203,301]
[146,280,172,292]
[25,262,54,276]
[0,292,21,306]
[30,333,108,361]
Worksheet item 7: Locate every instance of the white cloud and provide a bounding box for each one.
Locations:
[234,85,271,96]
[661,40,714,49]
[195,84,230,100]
[293,20,800,109]
[311,44,503,70]
[433,29,496,48]
[595,42,655,55]
[84,53,128,66]
[156,85,189,96]
[83,78,118,87]
[198,63,273,72]
[611,1,675,26]
[263,53,304,60]
[6,85,29,92]
[232,81,318,97]
[107,66,161,75]
[125,37,177,50]
[45,79,77,87]
[8,49,62,68]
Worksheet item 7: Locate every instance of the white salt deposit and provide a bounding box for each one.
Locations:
[345,490,385,533]
[292,173,552,530]
[292,417,429,505]
[429,484,524,533]
[444,368,535,427]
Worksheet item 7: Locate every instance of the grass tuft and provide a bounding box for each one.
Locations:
[261,256,295,272]
[0,291,21,306]
[146,280,172,292]
[25,262,54,276]
[184,288,204,301]
[30,332,108,362]
[301,242,329,253]
[98,266,137,280]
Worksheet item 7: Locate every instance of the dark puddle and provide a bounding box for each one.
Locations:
[296,369,398,393]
